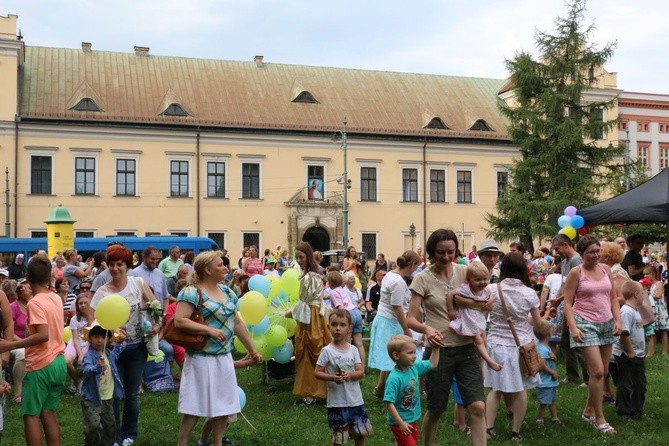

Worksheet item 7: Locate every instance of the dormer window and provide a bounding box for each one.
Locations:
[161,103,189,117]
[70,98,101,112]
[468,119,493,131]
[292,91,318,104]
[424,117,449,130]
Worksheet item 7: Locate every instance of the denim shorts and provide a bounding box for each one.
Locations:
[327,404,373,443]
[536,387,557,405]
[349,308,364,334]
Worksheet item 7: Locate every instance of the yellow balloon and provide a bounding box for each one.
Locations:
[95,294,131,330]
[63,327,72,343]
[239,291,268,325]
[563,226,577,240]
[278,317,297,337]
[268,276,282,298]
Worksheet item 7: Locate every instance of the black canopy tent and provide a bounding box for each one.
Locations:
[578,168,669,246]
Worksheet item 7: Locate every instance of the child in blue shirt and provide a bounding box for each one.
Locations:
[534,320,560,426]
[80,325,125,446]
[383,334,439,446]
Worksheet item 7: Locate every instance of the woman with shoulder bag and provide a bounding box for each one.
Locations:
[174,251,261,446]
[483,252,543,441]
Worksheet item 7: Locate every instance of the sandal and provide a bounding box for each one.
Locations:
[510,431,522,442]
[486,427,496,440]
[595,423,616,435]
[581,413,595,425]
[457,426,471,436]
[12,394,21,404]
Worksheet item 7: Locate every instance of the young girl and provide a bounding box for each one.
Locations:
[65,294,95,394]
[446,262,502,371]
[315,308,373,446]
[645,266,668,355]
[330,272,366,367]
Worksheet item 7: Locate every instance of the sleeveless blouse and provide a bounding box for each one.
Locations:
[245,258,263,276]
[572,263,613,323]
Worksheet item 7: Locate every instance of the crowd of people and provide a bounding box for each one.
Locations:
[0,230,666,445]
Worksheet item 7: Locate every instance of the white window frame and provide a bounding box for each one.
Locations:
[112,151,140,197]
[28,229,48,238]
[70,148,101,196]
[427,163,448,203]
[399,162,422,203]
[26,147,57,196]
[203,153,230,199]
[116,230,136,236]
[360,232,379,259]
[169,231,190,237]
[207,231,228,250]
[305,161,327,201]
[166,152,194,198]
[454,164,475,204]
[241,232,262,250]
[238,155,264,200]
[75,230,97,237]
[494,165,510,200]
[359,161,380,202]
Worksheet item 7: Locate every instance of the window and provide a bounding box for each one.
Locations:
[75,157,96,195]
[361,167,377,201]
[71,98,101,112]
[208,232,226,249]
[429,169,445,202]
[457,170,472,203]
[31,155,52,194]
[361,233,377,259]
[497,171,509,199]
[116,231,136,236]
[661,146,669,169]
[29,230,47,238]
[589,106,604,140]
[424,117,449,130]
[307,165,324,201]
[243,232,260,251]
[242,163,260,198]
[75,231,95,238]
[468,119,493,131]
[170,160,189,197]
[145,232,161,237]
[207,162,226,198]
[402,168,418,202]
[170,232,188,237]
[638,145,649,168]
[292,91,319,104]
[161,103,189,117]
[116,158,136,196]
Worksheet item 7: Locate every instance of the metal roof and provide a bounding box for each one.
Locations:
[20,46,509,139]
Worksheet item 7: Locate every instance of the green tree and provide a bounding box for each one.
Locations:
[485,0,623,252]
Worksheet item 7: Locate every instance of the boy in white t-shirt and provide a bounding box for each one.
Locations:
[315,308,373,446]
[613,280,646,419]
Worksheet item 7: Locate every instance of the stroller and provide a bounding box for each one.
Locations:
[261,356,295,392]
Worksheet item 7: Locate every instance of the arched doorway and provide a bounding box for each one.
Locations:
[302,226,330,253]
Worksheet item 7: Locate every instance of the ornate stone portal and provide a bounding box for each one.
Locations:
[285,189,343,253]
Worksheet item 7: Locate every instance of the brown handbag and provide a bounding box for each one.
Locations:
[497,283,544,377]
[163,286,208,350]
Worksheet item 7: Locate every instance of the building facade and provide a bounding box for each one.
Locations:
[0,14,625,258]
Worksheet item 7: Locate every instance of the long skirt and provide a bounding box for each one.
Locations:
[293,306,332,399]
[367,315,403,372]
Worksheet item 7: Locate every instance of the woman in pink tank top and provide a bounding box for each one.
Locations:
[242,245,263,276]
[563,235,621,435]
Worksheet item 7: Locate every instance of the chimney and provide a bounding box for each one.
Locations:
[134,46,150,57]
[81,42,92,52]
[254,55,264,68]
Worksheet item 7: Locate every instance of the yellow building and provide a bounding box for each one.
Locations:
[0,14,617,258]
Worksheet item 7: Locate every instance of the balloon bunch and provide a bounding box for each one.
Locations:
[234,270,301,364]
[556,205,590,238]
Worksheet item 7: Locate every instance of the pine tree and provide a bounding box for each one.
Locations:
[485,0,623,252]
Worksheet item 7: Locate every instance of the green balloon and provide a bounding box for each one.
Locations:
[266,325,288,347]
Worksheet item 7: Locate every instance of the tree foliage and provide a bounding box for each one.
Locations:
[485,0,623,252]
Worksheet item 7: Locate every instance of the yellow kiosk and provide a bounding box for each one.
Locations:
[45,205,76,259]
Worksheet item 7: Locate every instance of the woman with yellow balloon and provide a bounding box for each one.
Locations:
[286,241,332,407]
[91,244,158,446]
[173,250,261,446]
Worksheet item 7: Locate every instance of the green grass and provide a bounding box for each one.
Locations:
[4,354,669,445]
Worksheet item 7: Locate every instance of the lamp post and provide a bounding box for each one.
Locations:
[625,129,630,191]
[409,222,416,250]
[332,118,349,248]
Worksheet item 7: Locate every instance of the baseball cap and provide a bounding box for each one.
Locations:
[0,269,8,277]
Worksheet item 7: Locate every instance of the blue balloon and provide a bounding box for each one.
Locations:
[271,341,294,364]
[247,315,270,335]
[248,275,271,297]
[557,215,571,228]
[570,215,585,230]
[237,386,246,410]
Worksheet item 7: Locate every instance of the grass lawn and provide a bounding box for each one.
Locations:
[3,354,668,445]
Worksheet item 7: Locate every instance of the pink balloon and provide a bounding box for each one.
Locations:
[564,205,577,217]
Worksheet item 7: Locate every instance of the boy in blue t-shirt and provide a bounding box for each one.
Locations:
[383,334,439,446]
[534,321,560,426]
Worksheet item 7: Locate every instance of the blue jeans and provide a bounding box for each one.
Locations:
[159,338,174,363]
[114,342,147,443]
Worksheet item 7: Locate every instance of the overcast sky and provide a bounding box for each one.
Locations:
[4,0,667,94]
